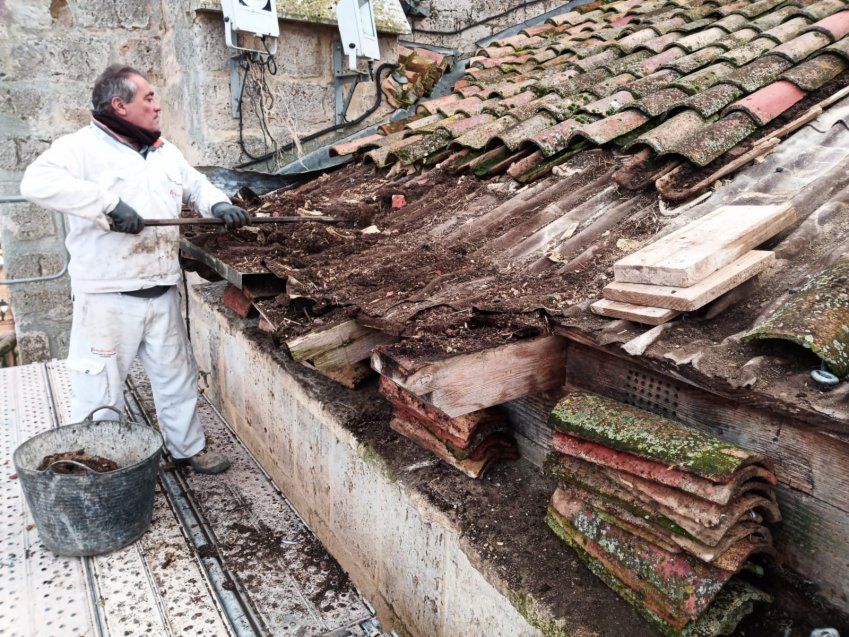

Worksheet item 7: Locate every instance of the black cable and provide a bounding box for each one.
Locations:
[411,0,548,36]
[235,62,396,169]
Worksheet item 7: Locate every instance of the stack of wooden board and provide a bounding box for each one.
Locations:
[379,377,518,479]
[285,320,397,388]
[592,203,797,325]
[544,392,780,636]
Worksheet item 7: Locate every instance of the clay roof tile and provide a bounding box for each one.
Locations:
[761,16,814,44]
[629,109,708,154]
[631,86,690,117]
[573,108,651,144]
[582,89,637,116]
[720,37,777,66]
[769,30,833,63]
[733,0,791,19]
[824,35,849,63]
[639,47,687,74]
[682,83,744,117]
[664,45,726,74]
[671,111,759,165]
[805,10,849,41]
[497,112,560,151]
[799,0,847,22]
[528,118,585,156]
[780,52,848,89]
[671,62,736,95]
[625,68,681,98]
[725,55,793,91]
[676,26,730,53]
[713,14,751,33]
[726,79,807,125]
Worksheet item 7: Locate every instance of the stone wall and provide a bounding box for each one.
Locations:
[405,0,566,49]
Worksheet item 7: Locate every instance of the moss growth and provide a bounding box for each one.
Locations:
[356,441,397,483]
[509,590,573,637]
[549,392,755,480]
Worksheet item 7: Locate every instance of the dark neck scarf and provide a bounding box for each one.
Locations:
[92,110,161,149]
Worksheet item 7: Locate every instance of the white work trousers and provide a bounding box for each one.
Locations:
[67,287,205,459]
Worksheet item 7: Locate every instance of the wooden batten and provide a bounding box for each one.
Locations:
[590,298,680,325]
[613,203,795,287]
[372,335,568,418]
[603,250,775,312]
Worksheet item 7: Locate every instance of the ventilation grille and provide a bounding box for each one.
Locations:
[623,369,679,420]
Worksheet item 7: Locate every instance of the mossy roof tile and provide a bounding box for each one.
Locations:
[725,54,794,91]
[631,86,691,117]
[744,258,849,377]
[630,108,709,153]
[672,111,759,165]
[771,30,833,62]
[683,83,745,116]
[781,52,848,89]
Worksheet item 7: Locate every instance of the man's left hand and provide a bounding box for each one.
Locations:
[211,202,249,230]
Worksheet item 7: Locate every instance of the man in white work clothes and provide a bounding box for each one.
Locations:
[20,64,249,474]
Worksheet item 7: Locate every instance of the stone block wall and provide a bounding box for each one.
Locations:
[406,0,566,48]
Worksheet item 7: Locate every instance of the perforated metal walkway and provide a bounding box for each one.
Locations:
[0,361,390,637]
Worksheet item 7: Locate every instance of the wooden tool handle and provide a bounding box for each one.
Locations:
[143,216,336,226]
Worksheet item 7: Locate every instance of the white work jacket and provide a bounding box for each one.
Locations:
[20,121,230,294]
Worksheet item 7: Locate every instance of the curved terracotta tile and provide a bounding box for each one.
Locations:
[632,87,689,117]
[726,55,793,92]
[799,0,847,22]
[720,37,777,67]
[528,118,585,156]
[750,5,805,31]
[663,46,724,74]
[498,112,560,151]
[629,109,707,154]
[761,16,812,45]
[770,31,832,63]
[825,35,849,63]
[671,111,758,166]
[727,79,806,125]
[573,109,650,144]
[683,83,744,117]
[583,90,637,116]
[781,53,847,90]
[806,10,849,41]
[434,113,494,138]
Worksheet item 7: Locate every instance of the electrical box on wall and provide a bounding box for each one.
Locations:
[222,0,280,50]
[337,0,381,70]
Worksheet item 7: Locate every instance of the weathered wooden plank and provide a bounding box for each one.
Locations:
[372,335,568,418]
[613,203,795,286]
[287,321,373,361]
[604,251,775,312]
[590,299,680,325]
[287,321,396,373]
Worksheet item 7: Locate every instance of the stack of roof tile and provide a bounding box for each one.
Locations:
[382,46,449,108]
[379,376,518,478]
[332,0,849,188]
[544,391,780,635]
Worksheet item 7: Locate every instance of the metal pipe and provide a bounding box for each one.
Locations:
[144,215,337,226]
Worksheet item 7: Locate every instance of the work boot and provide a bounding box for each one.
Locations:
[186,448,231,474]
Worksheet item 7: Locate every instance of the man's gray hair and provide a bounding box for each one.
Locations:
[91,64,145,115]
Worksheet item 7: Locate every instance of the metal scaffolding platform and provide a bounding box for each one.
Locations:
[0,361,392,637]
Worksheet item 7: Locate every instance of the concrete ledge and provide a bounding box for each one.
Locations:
[188,281,655,637]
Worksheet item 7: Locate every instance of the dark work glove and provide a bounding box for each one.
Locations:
[107,199,144,234]
[211,202,249,230]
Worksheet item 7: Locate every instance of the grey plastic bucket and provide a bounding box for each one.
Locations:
[12,406,163,556]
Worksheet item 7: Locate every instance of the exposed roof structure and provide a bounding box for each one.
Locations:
[184,0,849,448]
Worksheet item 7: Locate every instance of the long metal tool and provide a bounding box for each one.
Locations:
[144,215,336,227]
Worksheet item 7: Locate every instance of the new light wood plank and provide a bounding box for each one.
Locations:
[614,203,795,286]
[372,335,567,418]
[604,250,775,311]
[590,298,680,325]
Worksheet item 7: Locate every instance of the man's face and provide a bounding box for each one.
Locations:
[112,74,161,132]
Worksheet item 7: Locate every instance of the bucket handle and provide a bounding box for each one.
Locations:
[82,405,128,424]
[40,459,97,475]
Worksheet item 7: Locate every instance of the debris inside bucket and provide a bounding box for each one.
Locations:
[37,449,119,474]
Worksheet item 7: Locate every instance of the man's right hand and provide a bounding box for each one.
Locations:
[107,199,144,234]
